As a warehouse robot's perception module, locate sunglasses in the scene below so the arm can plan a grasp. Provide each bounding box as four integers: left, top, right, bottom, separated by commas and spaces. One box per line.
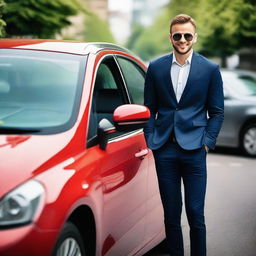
172, 33, 194, 41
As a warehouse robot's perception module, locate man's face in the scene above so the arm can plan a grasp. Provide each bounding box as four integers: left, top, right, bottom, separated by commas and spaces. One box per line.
170, 22, 197, 55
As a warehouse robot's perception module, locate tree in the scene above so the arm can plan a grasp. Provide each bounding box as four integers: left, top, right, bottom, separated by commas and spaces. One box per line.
0, 0, 5, 37
130, 0, 201, 61
130, 8, 171, 60
126, 24, 144, 50
83, 12, 115, 43
3, 0, 85, 38
197, 0, 256, 66
129, 0, 256, 64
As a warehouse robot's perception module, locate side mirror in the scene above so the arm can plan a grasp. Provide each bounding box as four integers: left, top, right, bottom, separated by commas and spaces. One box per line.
113, 104, 150, 132
97, 104, 150, 150
97, 118, 116, 150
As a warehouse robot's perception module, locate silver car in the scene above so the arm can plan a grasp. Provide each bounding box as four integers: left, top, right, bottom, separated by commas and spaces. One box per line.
216, 69, 256, 156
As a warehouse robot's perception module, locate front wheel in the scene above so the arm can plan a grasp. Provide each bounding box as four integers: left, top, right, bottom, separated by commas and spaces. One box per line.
241, 124, 256, 157
53, 222, 86, 256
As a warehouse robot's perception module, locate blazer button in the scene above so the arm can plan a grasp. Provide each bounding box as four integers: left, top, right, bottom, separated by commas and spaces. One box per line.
175, 107, 179, 110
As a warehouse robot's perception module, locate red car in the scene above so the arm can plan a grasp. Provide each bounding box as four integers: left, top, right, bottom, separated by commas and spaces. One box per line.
0, 39, 165, 256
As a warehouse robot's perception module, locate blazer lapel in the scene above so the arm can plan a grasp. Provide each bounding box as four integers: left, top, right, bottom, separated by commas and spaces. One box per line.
178, 52, 200, 105
163, 53, 178, 104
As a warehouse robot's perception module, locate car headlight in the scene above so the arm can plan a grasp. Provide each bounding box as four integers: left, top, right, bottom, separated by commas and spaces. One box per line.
0, 180, 44, 227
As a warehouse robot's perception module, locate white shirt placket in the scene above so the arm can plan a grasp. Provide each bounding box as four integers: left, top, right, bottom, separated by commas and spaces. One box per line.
176, 66, 184, 102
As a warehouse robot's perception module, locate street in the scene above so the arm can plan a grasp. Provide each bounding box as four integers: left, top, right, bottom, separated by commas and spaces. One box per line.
144, 148, 256, 256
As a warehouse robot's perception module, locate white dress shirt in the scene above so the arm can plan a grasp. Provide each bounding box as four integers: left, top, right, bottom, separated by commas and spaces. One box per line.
170, 51, 193, 102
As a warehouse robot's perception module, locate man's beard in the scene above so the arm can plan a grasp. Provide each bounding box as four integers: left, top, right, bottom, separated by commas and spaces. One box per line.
172, 44, 192, 55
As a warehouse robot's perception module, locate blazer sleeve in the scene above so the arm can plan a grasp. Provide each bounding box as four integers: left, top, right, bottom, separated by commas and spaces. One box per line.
204, 66, 224, 149
143, 63, 158, 141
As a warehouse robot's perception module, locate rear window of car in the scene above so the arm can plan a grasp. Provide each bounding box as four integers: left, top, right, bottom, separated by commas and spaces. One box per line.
222, 71, 256, 97
0, 49, 86, 134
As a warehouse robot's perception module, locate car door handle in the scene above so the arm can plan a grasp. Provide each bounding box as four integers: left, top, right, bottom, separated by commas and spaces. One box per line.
135, 149, 149, 159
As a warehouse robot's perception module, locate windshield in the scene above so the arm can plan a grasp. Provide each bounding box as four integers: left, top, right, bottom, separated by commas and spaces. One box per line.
0, 49, 86, 134
222, 71, 256, 97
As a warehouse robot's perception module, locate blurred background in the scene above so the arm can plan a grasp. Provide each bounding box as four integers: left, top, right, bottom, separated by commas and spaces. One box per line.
0, 0, 255, 69
0, 2, 256, 255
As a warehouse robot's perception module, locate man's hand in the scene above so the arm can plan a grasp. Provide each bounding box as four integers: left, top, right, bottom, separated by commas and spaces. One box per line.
204, 144, 209, 153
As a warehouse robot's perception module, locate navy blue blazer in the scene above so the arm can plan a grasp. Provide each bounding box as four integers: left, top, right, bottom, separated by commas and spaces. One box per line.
143, 52, 224, 150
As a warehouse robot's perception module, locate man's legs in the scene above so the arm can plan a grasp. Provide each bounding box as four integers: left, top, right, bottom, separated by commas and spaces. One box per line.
181, 147, 207, 256
153, 142, 184, 256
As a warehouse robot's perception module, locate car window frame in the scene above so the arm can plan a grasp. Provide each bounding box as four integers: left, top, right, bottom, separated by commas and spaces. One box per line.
114, 54, 146, 105
0, 49, 87, 135
87, 53, 141, 148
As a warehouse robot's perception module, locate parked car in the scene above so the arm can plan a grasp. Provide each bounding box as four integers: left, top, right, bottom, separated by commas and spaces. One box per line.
216, 69, 256, 156
0, 39, 165, 256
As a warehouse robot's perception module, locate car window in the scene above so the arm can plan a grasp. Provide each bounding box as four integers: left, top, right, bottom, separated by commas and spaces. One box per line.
0, 49, 85, 134
116, 57, 145, 105
238, 75, 256, 95
222, 71, 256, 96
87, 56, 127, 144
94, 63, 117, 89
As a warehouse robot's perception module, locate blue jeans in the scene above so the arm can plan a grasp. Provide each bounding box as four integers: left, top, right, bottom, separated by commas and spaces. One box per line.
153, 141, 207, 256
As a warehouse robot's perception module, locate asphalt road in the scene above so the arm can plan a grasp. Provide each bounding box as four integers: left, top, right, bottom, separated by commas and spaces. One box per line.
144, 147, 256, 256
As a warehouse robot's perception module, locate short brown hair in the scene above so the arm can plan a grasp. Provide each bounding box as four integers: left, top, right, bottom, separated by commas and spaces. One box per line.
170, 14, 196, 34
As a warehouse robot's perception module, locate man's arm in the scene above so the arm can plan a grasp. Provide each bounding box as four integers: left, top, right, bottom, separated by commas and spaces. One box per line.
204, 66, 224, 149
143, 63, 158, 142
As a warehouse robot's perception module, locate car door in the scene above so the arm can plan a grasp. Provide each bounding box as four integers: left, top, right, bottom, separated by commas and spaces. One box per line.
87, 54, 148, 255
217, 80, 238, 147
115, 56, 164, 245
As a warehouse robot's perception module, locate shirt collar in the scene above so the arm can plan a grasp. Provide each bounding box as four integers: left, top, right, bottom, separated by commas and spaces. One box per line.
172, 50, 193, 66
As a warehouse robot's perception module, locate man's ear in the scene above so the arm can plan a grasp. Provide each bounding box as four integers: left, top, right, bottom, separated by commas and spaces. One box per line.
169, 33, 172, 43
194, 33, 198, 43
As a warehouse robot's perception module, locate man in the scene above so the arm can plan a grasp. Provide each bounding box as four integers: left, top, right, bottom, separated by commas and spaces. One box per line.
144, 14, 224, 256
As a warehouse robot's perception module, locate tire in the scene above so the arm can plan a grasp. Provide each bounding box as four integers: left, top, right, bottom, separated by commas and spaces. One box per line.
241, 124, 256, 157
53, 222, 86, 256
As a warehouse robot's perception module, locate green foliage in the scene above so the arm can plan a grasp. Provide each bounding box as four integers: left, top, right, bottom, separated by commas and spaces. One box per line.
130, 0, 201, 60
0, 0, 6, 37
166, 0, 200, 18
130, 0, 256, 62
198, 0, 256, 59
3, 0, 83, 38
131, 8, 171, 60
83, 12, 115, 43
126, 24, 144, 50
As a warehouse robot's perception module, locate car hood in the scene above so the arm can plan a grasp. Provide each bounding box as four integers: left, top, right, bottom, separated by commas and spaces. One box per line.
0, 132, 79, 198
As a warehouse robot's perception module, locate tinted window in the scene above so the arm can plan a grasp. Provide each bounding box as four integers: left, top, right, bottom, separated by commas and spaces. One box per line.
117, 57, 145, 105
0, 49, 86, 134
223, 71, 256, 96
87, 57, 126, 143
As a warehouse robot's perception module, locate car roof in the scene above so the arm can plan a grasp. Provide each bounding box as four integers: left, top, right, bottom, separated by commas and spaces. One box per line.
0, 39, 130, 55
